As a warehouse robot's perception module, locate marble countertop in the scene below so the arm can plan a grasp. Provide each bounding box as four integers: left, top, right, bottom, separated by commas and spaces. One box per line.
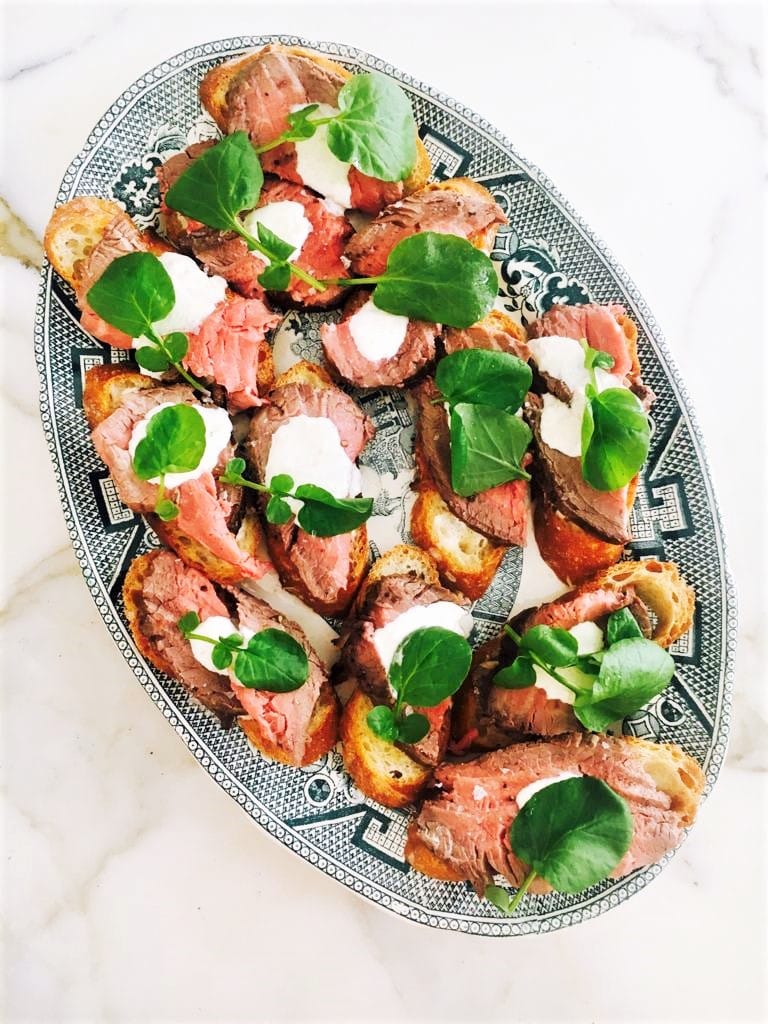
2, 2, 765, 1022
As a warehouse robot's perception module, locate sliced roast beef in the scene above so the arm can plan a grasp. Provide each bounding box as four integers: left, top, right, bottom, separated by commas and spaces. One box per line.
414, 378, 529, 546
442, 314, 530, 361
76, 214, 147, 347
91, 384, 266, 578
320, 289, 438, 388
345, 183, 506, 277
525, 393, 630, 544
130, 550, 245, 724
410, 734, 700, 892
227, 588, 327, 766
338, 573, 470, 766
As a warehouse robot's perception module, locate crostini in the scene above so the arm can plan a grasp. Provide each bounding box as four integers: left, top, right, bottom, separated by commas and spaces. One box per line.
404, 733, 704, 891
84, 364, 268, 585
44, 197, 277, 411
198, 42, 431, 215
452, 559, 695, 749
244, 361, 374, 617
124, 550, 338, 765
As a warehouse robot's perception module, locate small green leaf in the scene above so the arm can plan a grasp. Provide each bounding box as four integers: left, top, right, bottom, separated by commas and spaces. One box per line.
256, 222, 296, 262
494, 655, 536, 689
520, 626, 579, 668
269, 474, 294, 495
132, 404, 207, 481
165, 132, 264, 232
485, 884, 513, 913
135, 344, 171, 373
164, 331, 189, 363
606, 607, 643, 646
366, 704, 398, 743
583, 343, 615, 372
212, 644, 233, 670
581, 388, 650, 492
327, 72, 417, 182
294, 484, 373, 537
258, 261, 292, 292
511, 776, 634, 893
373, 233, 498, 329
286, 103, 320, 139
232, 628, 309, 692
449, 402, 532, 496
178, 611, 200, 636
223, 457, 246, 481
389, 627, 472, 707
397, 712, 430, 744
266, 494, 293, 525
87, 251, 175, 339
155, 497, 180, 521
435, 349, 532, 414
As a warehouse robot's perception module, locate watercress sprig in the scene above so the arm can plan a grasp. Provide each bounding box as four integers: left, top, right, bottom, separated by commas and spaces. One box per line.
485, 776, 634, 914
579, 340, 651, 492
178, 612, 309, 691
430, 349, 533, 496
493, 610, 676, 732
164, 132, 326, 293
86, 252, 205, 391
366, 626, 473, 744
254, 73, 418, 182
220, 458, 373, 538
132, 403, 208, 521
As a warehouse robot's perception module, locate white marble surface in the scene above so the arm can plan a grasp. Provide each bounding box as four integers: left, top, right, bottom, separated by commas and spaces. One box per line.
1, 2, 766, 1021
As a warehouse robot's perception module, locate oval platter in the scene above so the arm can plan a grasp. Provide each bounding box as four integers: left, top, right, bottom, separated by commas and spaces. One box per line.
35, 36, 736, 936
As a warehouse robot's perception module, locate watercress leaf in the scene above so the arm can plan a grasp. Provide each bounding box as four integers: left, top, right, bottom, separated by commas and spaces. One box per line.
582, 637, 675, 723
233, 628, 309, 692
155, 498, 180, 521
87, 251, 174, 338
520, 625, 579, 667
581, 388, 650, 491
266, 494, 293, 525
285, 103, 320, 139
435, 349, 532, 413
256, 222, 296, 262
178, 611, 200, 636
211, 644, 233, 670
449, 402, 532, 496
571, 696, 618, 734
224, 457, 246, 480
583, 343, 615, 372
221, 633, 244, 650
494, 655, 536, 689
135, 345, 171, 373
397, 712, 430, 744
269, 474, 294, 495
389, 627, 472, 707
373, 233, 498, 329
294, 484, 373, 537
366, 704, 398, 743
164, 331, 189, 363
484, 884, 513, 913
606, 607, 643, 646
577, 652, 604, 674
132, 404, 207, 480
328, 72, 417, 182
511, 776, 634, 892
164, 131, 264, 231
258, 261, 292, 292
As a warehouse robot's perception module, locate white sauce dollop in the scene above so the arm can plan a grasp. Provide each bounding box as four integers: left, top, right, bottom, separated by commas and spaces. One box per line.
242, 201, 312, 262
348, 296, 409, 362
132, 252, 226, 343
372, 601, 474, 674
127, 402, 232, 489
527, 335, 627, 458
291, 103, 352, 210
264, 414, 361, 517
532, 620, 604, 706
188, 615, 256, 679
516, 771, 583, 809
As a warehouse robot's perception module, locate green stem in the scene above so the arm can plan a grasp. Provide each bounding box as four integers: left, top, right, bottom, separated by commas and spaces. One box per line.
235, 225, 326, 292
506, 868, 538, 914
321, 275, 385, 287
503, 626, 582, 696
155, 475, 166, 515
252, 115, 336, 155
145, 327, 208, 393
224, 473, 271, 496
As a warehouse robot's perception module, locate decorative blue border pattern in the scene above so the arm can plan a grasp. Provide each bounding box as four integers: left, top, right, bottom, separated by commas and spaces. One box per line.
34, 37, 736, 936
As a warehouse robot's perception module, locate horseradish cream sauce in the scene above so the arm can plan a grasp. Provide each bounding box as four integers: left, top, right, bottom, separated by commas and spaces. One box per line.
347, 296, 409, 362
290, 103, 352, 211
516, 771, 583, 809
242, 201, 312, 262
372, 602, 474, 674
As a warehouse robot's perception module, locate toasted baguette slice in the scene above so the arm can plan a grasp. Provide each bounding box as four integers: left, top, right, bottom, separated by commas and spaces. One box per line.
340, 688, 432, 808
200, 43, 431, 198
44, 197, 170, 288
351, 542, 440, 613
592, 559, 695, 647
405, 735, 705, 885
410, 482, 505, 599
83, 365, 265, 587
